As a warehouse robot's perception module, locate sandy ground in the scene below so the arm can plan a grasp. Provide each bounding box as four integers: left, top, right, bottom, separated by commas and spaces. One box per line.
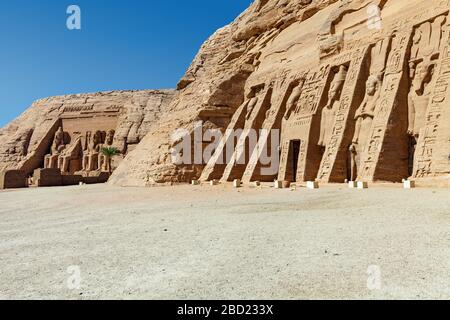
0, 183, 449, 300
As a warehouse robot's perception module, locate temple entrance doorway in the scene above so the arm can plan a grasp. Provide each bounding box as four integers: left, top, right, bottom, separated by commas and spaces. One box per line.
286, 140, 301, 182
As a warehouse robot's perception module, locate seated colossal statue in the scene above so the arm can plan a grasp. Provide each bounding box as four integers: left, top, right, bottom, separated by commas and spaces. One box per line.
44, 127, 66, 169
98, 130, 116, 172
82, 131, 102, 172
58, 137, 83, 174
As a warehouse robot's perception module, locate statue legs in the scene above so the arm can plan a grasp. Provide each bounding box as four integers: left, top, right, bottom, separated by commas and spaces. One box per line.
58, 156, 71, 174
44, 155, 58, 169
83, 153, 99, 171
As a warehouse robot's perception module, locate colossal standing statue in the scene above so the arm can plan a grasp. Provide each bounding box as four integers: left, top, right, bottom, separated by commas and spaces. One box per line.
349, 74, 382, 180
318, 65, 347, 148
407, 16, 445, 175
284, 81, 304, 120
408, 60, 435, 138
347, 38, 390, 181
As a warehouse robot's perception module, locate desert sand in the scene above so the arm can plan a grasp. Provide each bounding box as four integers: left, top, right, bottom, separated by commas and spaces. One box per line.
1, 183, 449, 300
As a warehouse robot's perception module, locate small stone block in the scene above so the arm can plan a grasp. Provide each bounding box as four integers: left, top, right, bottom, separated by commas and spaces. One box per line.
191, 180, 200, 186
274, 181, 283, 189
33, 168, 62, 187
233, 179, 242, 188
0, 170, 28, 189
252, 181, 261, 187
210, 180, 219, 186
307, 181, 319, 189
283, 181, 291, 188
357, 181, 368, 189
404, 180, 415, 189
348, 181, 358, 188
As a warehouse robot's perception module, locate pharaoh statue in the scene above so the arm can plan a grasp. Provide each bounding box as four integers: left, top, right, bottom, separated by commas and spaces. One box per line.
82, 131, 102, 172
349, 74, 382, 180
284, 80, 305, 120
407, 16, 445, 174
58, 137, 83, 174
44, 127, 66, 169
98, 130, 115, 172
408, 60, 435, 138
349, 39, 390, 181
318, 65, 347, 148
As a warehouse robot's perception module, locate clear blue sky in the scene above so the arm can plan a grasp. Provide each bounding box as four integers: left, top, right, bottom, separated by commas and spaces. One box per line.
0, 0, 253, 127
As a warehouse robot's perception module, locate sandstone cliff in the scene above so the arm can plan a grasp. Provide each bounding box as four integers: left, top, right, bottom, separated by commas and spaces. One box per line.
3, 0, 450, 187
109, 0, 340, 186
112, 0, 450, 186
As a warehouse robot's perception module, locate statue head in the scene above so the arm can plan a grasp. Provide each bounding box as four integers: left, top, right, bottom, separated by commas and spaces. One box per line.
93, 131, 102, 146
106, 130, 115, 145
54, 127, 64, 144
327, 65, 347, 106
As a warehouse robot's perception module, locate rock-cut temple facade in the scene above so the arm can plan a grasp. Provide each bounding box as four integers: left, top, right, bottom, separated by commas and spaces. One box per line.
2, 0, 450, 188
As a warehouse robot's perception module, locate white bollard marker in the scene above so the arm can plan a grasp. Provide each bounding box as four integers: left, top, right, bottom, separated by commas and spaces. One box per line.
404, 180, 415, 189
274, 181, 283, 189
307, 181, 319, 189
357, 181, 368, 189
348, 181, 357, 188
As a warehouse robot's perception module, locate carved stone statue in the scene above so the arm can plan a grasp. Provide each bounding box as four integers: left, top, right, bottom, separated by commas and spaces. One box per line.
44, 127, 65, 169
82, 131, 102, 172
284, 81, 304, 120
350, 74, 382, 180
407, 16, 445, 175
98, 130, 115, 172
408, 59, 435, 138
318, 65, 347, 148
58, 137, 83, 174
